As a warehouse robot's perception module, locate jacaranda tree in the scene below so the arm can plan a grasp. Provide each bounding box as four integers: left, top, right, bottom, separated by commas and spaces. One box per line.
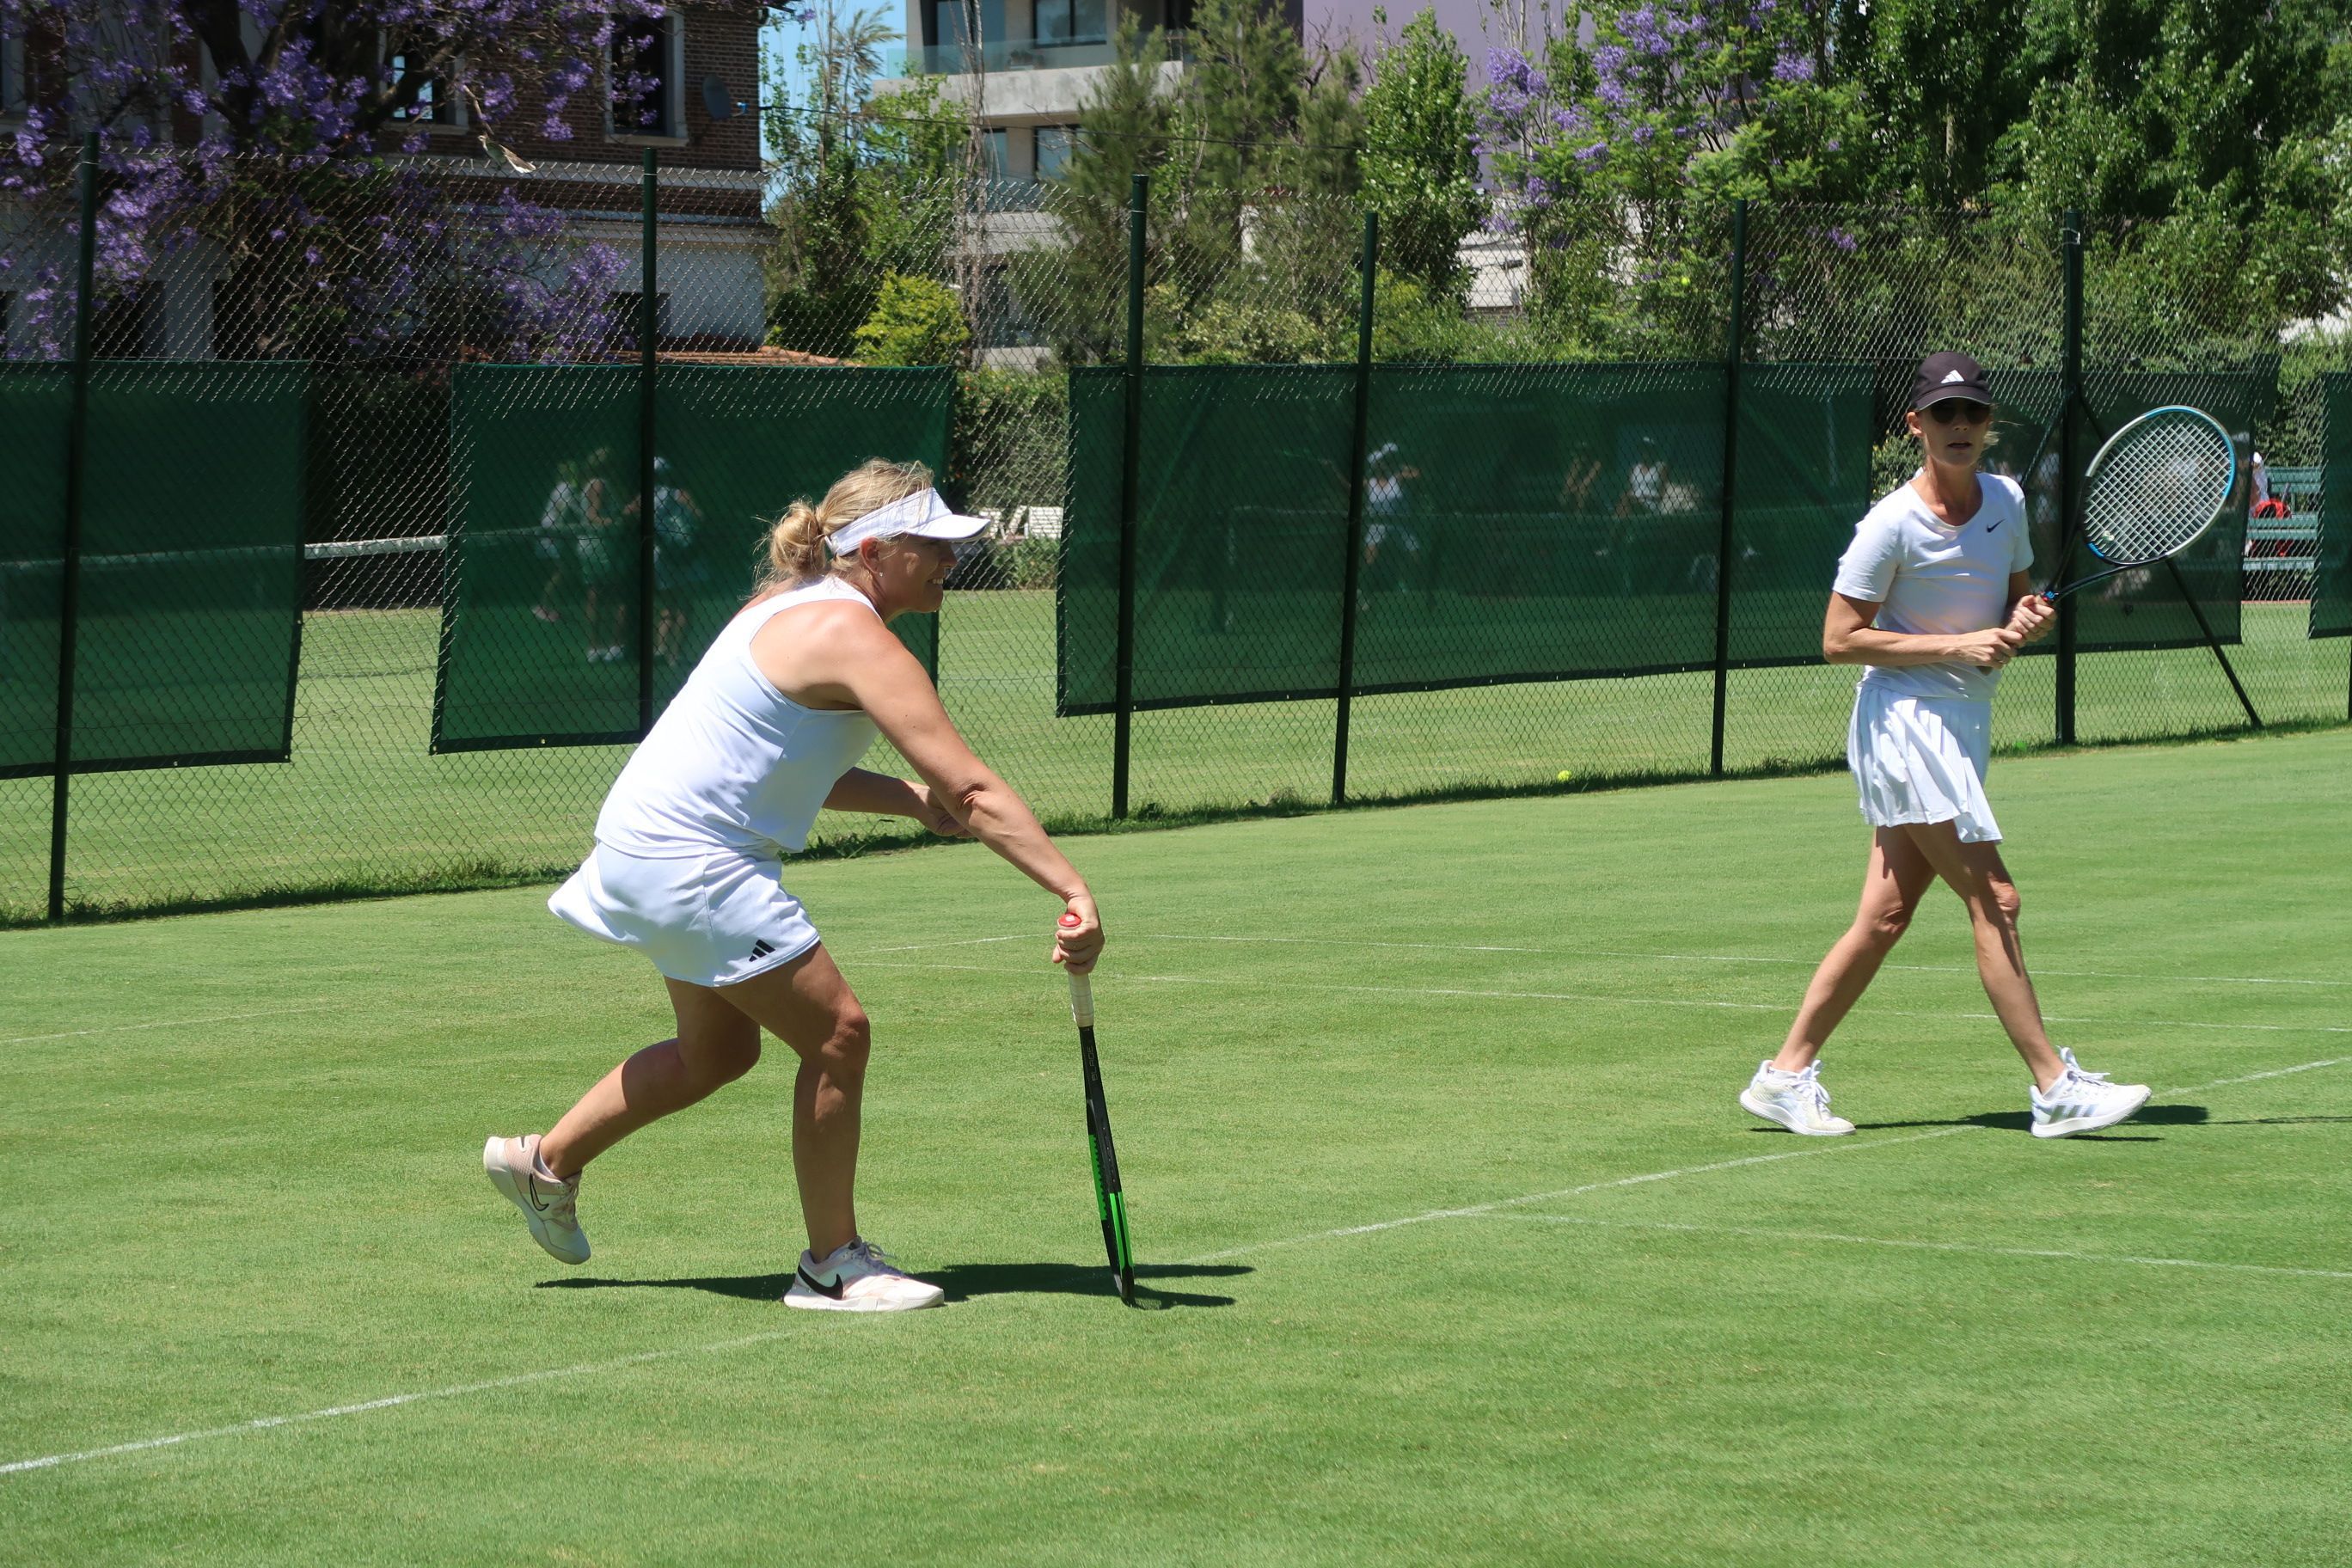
0, 0, 799, 359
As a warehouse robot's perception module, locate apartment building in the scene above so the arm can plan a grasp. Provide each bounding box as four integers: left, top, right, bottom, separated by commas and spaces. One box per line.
885, 0, 1496, 183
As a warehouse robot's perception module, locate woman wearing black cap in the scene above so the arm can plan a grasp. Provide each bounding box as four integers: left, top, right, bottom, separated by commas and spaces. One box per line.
1738, 352, 2151, 1141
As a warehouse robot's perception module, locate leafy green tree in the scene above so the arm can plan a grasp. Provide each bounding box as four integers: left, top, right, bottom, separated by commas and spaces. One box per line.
1839, 0, 2033, 206
1010, 14, 1177, 364
1360, 9, 1486, 301
764, 7, 969, 356
853, 273, 974, 364
2000, 0, 2351, 334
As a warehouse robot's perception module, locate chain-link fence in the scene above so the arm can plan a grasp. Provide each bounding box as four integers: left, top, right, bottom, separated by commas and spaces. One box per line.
3, 137, 2346, 925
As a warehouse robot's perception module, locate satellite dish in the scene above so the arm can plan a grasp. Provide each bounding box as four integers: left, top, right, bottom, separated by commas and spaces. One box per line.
700, 75, 743, 121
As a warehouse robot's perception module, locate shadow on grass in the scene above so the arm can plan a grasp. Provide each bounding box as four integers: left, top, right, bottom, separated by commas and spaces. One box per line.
1824, 1102, 2208, 1139
537, 1260, 1247, 1310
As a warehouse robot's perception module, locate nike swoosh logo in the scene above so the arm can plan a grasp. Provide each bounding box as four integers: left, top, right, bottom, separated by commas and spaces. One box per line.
796, 1265, 846, 1300
1986, 518, 2002, 532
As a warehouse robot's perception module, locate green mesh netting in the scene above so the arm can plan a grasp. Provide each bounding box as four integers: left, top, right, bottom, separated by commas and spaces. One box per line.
1059, 361, 1877, 715
435, 364, 954, 751
1, 362, 307, 778
2315, 373, 2350, 640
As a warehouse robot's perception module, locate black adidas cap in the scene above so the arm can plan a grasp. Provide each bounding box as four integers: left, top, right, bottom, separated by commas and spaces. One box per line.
1911, 350, 1994, 410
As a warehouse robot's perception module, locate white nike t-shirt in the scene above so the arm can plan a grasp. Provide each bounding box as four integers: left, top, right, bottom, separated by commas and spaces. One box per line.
1833, 473, 2033, 703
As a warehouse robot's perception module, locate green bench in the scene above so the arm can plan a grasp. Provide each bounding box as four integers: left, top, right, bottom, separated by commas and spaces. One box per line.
2248, 464, 2320, 598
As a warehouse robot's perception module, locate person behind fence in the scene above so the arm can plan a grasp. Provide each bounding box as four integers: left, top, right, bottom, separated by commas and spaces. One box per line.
1613, 438, 1669, 591
1739, 351, 2152, 1142
532, 457, 582, 626
1363, 442, 1423, 597
642, 456, 707, 666
484, 458, 1106, 1312
574, 445, 630, 664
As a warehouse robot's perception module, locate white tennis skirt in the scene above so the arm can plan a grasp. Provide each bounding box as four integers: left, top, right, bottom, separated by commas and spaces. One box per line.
548, 843, 821, 989
1847, 688, 2002, 844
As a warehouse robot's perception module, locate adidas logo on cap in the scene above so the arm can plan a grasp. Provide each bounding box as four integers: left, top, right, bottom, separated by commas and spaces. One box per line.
1942, 369, 1965, 383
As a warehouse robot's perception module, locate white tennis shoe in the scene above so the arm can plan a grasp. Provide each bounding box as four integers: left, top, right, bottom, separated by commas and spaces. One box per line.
1740, 1060, 1856, 1136
2030, 1050, 2152, 1138
783, 1238, 946, 1313
482, 1133, 590, 1265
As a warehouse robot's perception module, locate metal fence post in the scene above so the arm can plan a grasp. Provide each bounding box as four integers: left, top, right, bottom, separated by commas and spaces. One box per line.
1331, 212, 1379, 805
1112, 174, 1147, 819
2057, 211, 2082, 746
636, 148, 659, 738
47, 132, 100, 923
1710, 198, 1748, 778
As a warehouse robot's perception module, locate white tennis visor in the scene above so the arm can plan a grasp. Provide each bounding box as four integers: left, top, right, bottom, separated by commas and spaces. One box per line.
826, 488, 991, 555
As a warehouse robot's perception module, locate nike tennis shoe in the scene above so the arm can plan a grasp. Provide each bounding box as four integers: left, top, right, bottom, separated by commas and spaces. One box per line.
1740, 1060, 1856, 1136
2030, 1049, 2152, 1139
782, 1238, 945, 1313
482, 1133, 590, 1265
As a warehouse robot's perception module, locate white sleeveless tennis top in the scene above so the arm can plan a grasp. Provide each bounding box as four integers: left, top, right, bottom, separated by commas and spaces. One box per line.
594, 577, 880, 858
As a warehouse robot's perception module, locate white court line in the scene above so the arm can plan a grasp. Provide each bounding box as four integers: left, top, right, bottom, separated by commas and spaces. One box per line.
2195, 1056, 2352, 1090
1179, 1127, 1974, 1265
0, 1005, 338, 1047
1480, 1212, 2352, 1283
851, 960, 2352, 1038
1173, 1054, 2352, 1270
5, 1053, 2342, 1483
0, 1329, 805, 1478
1128, 932, 2352, 989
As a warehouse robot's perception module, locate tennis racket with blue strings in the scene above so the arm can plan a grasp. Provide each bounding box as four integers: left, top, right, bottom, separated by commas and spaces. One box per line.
2039, 404, 2239, 603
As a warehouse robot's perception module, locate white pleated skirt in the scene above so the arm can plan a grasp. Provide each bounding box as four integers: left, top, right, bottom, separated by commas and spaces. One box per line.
1847, 687, 2001, 844
549, 842, 821, 988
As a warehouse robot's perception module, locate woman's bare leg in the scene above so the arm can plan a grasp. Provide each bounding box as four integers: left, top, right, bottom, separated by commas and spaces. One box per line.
536, 945, 871, 1257
1773, 827, 1936, 1073
538, 979, 762, 1178
1896, 823, 2066, 1090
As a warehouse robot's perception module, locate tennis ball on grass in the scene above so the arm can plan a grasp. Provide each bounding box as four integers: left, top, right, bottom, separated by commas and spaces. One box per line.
1556, 769, 1575, 782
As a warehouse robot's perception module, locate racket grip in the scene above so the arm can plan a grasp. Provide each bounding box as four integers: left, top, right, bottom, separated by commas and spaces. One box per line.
1069, 971, 1094, 1029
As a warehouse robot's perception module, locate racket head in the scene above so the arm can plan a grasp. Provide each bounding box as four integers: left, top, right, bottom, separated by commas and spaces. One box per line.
2077, 405, 2237, 569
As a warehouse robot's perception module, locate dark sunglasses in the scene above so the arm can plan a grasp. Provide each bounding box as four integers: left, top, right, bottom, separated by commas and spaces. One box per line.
1923, 399, 1992, 426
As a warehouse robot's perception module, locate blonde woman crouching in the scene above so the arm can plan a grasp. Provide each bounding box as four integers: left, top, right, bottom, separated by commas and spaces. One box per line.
486, 459, 1102, 1311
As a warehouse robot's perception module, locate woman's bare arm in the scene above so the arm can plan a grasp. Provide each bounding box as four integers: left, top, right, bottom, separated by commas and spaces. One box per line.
822, 768, 966, 836
1822, 591, 2021, 669
755, 605, 1099, 969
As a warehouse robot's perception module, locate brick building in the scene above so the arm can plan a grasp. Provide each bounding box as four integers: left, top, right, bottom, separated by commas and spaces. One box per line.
0, 2, 773, 358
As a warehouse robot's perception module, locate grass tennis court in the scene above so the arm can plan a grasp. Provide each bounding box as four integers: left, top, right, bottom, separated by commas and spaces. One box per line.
4, 728, 2347, 1564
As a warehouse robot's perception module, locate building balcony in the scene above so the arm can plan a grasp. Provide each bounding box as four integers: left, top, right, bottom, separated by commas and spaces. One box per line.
891, 35, 1112, 74
887, 28, 1191, 78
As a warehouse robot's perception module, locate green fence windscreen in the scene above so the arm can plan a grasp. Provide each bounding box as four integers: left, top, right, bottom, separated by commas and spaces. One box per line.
1726, 364, 1879, 665
1060, 364, 1357, 715
1, 362, 307, 779
2316, 373, 2351, 640
1059, 361, 1877, 715
0, 367, 70, 775
435, 364, 954, 751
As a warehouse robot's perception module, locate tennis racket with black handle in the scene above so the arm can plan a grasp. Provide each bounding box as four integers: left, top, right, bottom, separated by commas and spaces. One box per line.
2041, 404, 2238, 602
1060, 914, 1136, 1306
